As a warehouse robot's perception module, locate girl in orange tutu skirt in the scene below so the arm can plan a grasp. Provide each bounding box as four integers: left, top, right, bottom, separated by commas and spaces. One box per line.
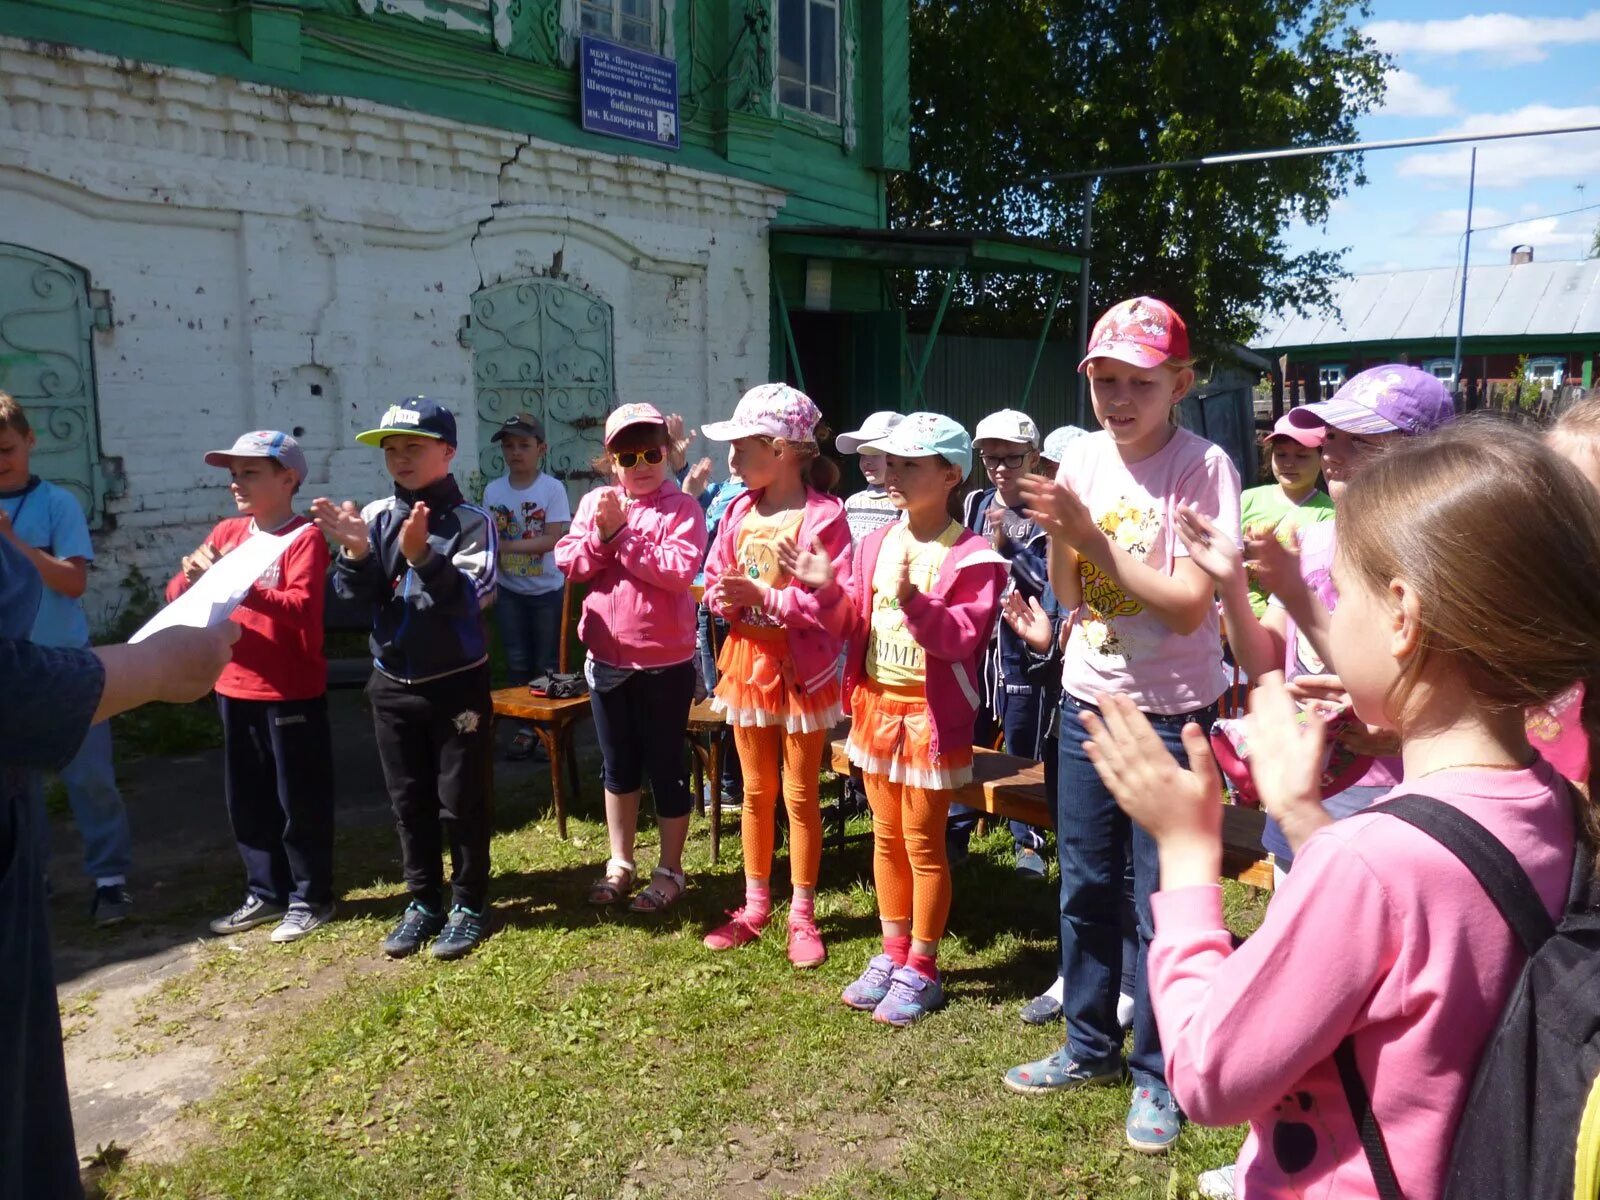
780, 413, 1006, 1025
700, 384, 851, 967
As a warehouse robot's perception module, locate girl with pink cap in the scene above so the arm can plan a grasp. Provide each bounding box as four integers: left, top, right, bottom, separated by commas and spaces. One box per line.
697, 383, 849, 968
1238, 415, 1335, 618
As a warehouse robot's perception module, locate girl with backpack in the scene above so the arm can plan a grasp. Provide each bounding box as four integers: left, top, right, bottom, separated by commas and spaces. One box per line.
1081, 419, 1600, 1199
697, 384, 850, 968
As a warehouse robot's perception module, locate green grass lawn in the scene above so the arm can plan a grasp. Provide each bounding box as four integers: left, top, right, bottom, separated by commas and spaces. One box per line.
102, 773, 1262, 1200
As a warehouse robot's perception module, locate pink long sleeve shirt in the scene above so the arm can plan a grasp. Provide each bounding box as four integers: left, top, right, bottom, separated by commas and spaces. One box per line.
553, 478, 707, 670
1150, 761, 1574, 1200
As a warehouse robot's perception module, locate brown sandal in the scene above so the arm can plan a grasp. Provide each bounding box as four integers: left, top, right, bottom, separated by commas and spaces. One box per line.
627, 867, 687, 914
586, 858, 635, 906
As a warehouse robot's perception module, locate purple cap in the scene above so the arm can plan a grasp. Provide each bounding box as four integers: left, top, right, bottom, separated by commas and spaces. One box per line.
1287, 365, 1456, 437
204, 431, 308, 483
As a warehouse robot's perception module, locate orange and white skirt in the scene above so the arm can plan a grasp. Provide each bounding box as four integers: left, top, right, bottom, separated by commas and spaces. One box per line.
712, 625, 842, 734
845, 680, 973, 791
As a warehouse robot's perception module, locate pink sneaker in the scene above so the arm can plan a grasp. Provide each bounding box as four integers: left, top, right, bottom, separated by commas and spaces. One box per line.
787, 917, 827, 969
703, 906, 768, 951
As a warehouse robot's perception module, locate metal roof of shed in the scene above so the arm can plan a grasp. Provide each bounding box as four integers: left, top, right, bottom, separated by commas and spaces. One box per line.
1252, 258, 1600, 351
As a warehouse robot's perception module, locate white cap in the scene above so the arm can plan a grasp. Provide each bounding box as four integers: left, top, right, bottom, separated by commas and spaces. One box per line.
835, 410, 904, 454
972, 409, 1040, 448
1041, 425, 1087, 463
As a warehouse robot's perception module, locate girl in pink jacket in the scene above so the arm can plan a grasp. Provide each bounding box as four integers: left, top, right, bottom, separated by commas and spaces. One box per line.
697, 384, 851, 968
783, 412, 1005, 1026
1079, 421, 1599, 1200
553, 403, 707, 914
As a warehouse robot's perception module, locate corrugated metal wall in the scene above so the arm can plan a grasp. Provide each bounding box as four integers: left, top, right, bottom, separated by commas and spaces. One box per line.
906, 334, 1080, 435
906, 334, 1257, 480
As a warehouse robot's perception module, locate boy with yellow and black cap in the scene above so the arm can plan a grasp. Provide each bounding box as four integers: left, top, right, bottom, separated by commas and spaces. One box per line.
311, 396, 499, 961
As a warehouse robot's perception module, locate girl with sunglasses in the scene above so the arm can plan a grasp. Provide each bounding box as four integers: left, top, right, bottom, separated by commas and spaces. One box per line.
554, 403, 708, 912
697, 383, 849, 968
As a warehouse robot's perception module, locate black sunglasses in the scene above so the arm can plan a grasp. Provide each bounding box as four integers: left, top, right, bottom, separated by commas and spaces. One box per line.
611, 446, 665, 469
979, 452, 1029, 470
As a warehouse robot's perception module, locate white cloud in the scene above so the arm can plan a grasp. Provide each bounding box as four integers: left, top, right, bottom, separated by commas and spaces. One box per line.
1378, 69, 1459, 117
1365, 11, 1600, 65
1481, 215, 1596, 253
1410, 206, 1510, 236
1395, 105, 1600, 186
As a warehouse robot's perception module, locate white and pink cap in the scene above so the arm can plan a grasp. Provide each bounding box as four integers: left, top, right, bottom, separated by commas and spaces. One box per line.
603, 402, 668, 446
1078, 296, 1190, 372
702, 383, 822, 444
1263, 413, 1324, 448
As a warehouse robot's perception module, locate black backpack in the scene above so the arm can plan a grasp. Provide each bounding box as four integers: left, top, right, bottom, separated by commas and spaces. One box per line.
1335, 794, 1600, 1200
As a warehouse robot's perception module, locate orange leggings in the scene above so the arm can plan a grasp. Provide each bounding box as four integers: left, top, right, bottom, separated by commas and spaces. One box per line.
863, 773, 953, 944
732, 724, 827, 889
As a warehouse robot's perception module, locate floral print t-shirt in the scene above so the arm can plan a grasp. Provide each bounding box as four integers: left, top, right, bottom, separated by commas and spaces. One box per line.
1056, 427, 1242, 715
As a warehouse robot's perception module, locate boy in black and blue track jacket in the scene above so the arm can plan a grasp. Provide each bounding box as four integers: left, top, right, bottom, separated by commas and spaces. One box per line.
946, 409, 1053, 874
311, 396, 498, 962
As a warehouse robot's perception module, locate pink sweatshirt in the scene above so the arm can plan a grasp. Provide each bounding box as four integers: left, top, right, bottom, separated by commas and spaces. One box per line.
553, 478, 707, 670
1150, 762, 1574, 1200
702, 485, 853, 695
817, 522, 1005, 763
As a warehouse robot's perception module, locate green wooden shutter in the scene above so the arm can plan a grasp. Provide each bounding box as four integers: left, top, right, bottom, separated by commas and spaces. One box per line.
463, 278, 614, 511
0, 245, 112, 526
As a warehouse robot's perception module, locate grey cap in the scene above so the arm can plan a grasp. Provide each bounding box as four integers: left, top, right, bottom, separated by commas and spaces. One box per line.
203, 431, 308, 483
491, 413, 547, 443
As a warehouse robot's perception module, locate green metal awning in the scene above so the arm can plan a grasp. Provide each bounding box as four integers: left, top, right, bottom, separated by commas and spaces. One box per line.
769, 226, 1085, 276
768, 226, 1088, 408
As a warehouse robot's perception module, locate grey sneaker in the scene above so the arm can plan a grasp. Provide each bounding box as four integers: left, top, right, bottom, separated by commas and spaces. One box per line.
91, 883, 132, 926
209, 894, 285, 935
270, 903, 335, 944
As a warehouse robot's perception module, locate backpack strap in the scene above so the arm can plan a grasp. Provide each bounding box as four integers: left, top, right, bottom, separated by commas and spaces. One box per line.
1371, 794, 1555, 955
1332, 793, 1559, 1200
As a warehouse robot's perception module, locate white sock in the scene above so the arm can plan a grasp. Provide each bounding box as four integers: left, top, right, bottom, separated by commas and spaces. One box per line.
95, 876, 126, 889
1044, 976, 1065, 1004
1117, 991, 1135, 1029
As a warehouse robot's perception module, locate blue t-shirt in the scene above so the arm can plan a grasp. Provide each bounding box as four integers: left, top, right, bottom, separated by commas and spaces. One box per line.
0, 477, 93, 648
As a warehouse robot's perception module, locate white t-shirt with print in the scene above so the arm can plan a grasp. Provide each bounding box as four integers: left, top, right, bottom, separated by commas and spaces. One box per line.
484, 472, 571, 596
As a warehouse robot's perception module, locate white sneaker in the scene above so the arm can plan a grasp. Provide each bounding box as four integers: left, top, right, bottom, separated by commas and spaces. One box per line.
1117, 990, 1135, 1030
1198, 1164, 1236, 1198
270, 903, 335, 943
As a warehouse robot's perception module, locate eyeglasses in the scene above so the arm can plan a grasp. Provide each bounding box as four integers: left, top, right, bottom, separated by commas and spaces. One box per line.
610, 446, 665, 469
979, 453, 1029, 470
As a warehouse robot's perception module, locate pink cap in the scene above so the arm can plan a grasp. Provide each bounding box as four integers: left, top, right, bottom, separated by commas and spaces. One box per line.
603, 402, 668, 446
1264, 413, 1324, 448
701, 383, 822, 443
1078, 296, 1190, 372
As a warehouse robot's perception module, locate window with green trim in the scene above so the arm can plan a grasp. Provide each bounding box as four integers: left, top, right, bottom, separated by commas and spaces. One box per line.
778, 0, 839, 121
581, 0, 656, 50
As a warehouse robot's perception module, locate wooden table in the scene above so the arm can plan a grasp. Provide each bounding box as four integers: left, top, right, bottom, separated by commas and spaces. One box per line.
685, 698, 728, 862
490, 686, 589, 839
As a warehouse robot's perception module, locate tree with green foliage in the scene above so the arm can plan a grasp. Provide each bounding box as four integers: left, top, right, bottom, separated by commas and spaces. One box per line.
890, 0, 1389, 348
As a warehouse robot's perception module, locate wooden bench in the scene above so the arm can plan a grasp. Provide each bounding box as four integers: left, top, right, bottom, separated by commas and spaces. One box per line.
685, 699, 728, 863
828, 739, 1275, 891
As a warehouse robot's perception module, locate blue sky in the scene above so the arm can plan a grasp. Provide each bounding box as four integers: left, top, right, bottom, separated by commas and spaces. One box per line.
1279, 3, 1600, 275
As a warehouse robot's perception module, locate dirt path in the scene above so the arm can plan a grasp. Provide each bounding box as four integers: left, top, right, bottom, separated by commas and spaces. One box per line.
47, 690, 397, 1167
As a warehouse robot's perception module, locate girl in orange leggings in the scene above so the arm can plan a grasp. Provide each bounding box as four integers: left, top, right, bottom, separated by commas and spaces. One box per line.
782, 413, 1005, 1025
699, 384, 852, 967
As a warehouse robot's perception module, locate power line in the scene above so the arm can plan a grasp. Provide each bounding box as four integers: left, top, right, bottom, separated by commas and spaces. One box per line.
1470, 200, 1600, 235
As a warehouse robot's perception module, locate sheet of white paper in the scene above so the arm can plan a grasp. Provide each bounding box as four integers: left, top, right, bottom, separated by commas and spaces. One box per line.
953, 549, 1013, 570
129, 527, 305, 644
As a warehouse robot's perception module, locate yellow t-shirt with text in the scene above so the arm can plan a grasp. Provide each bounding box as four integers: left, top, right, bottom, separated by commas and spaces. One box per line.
866, 520, 962, 690
732, 507, 803, 630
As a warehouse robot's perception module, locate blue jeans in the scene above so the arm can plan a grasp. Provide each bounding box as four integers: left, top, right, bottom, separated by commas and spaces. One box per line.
29, 719, 132, 883
1057, 696, 1218, 1090
496, 587, 564, 687
1262, 783, 1391, 869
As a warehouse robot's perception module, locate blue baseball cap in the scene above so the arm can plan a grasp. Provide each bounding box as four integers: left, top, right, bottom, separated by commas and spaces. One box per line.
356, 396, 458, 447
857, 411, 973, 477
1041, 425, 1087, 464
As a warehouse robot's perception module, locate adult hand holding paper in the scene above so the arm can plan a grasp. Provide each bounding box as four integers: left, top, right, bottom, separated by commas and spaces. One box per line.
131, 527, 304, 644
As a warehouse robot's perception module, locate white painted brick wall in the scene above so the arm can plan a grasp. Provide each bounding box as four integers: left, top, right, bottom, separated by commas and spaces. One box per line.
0, 36, 787, 631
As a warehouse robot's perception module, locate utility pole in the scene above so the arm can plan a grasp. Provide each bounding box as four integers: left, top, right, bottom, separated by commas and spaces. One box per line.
1451, 147, 1477, 400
